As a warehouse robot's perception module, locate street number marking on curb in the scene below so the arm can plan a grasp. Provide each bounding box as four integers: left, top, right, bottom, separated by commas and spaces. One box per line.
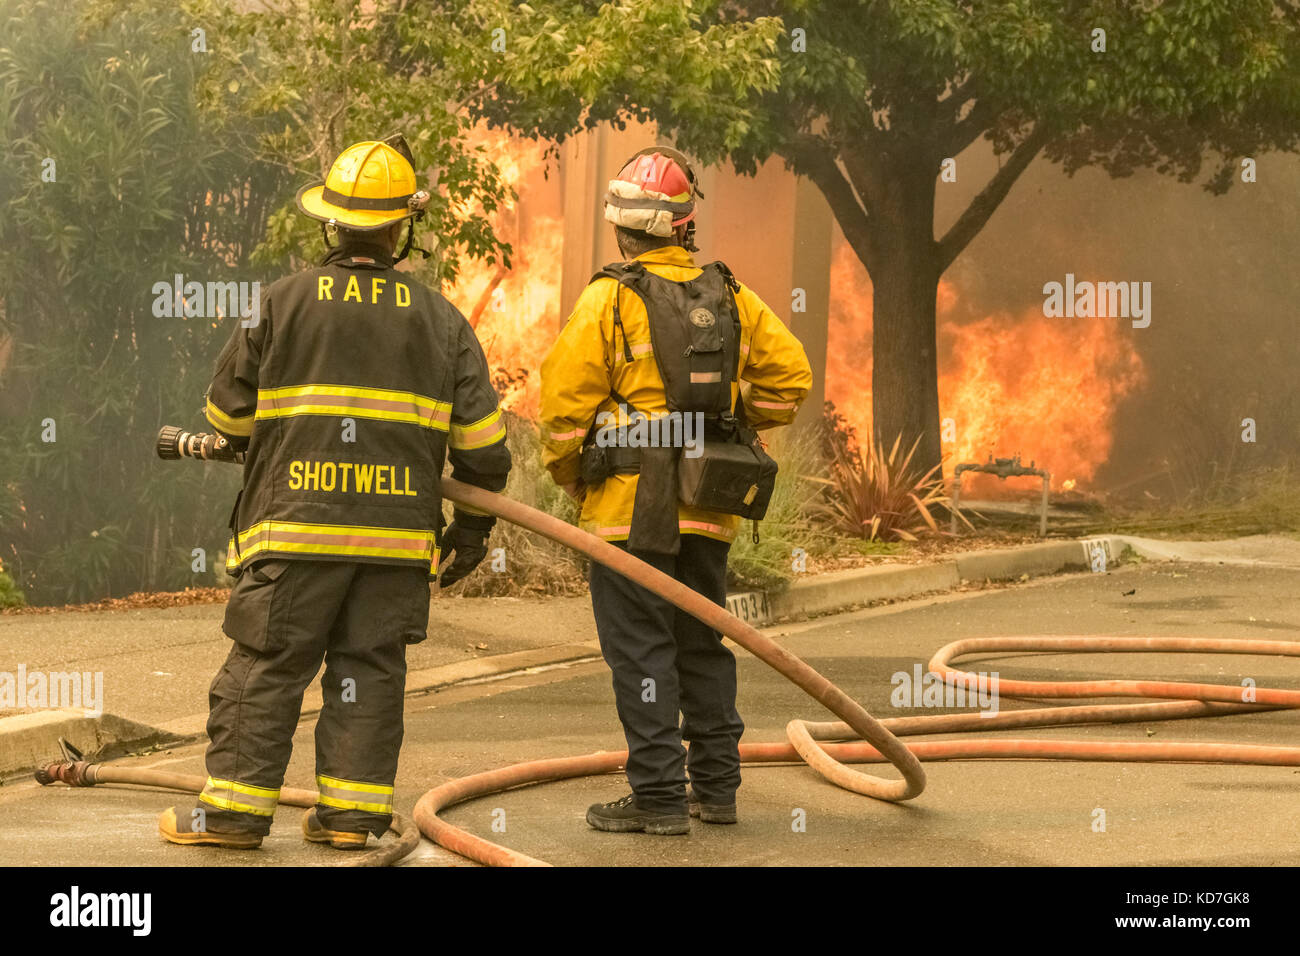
726, 591, 770, 626
1082, 539, 1109, 573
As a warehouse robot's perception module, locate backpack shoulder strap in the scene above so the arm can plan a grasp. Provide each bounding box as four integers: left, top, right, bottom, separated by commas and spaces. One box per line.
701, 261, 743, 410
704, 260, 741, 294
580, 263, 650, 420
589, 260, 647, 286
589, 261, 649, 365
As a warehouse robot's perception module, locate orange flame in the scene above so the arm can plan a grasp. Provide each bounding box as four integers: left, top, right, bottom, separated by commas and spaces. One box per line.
826, 239, 1146, 494
444, 130, 562, 416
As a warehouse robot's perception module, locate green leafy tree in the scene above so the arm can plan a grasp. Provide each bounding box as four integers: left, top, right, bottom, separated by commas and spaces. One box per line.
181, 0, 525, 285
0, 0, 288, 602
473, 0, 783, 153
500, 0, 1300, 475
181, 0, 783, 283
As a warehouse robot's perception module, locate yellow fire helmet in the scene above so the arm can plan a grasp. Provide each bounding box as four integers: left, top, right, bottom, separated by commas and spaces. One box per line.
296, 140, 431, 229
296, 137, 432, 261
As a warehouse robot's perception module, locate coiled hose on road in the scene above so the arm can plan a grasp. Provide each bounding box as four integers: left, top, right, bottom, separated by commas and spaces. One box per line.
416, 480, 1300, 867
36, 475, 1300, 867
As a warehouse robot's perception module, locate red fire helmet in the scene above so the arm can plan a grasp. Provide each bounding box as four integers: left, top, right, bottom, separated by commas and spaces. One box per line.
603, 145, 702, 237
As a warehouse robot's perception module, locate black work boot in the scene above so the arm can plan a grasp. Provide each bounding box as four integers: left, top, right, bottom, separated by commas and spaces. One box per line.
687, 788, 738, 824
586, 793, 690, 835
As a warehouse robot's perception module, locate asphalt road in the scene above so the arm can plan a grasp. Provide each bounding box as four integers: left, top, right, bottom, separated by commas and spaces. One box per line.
2, 560, 1297, 866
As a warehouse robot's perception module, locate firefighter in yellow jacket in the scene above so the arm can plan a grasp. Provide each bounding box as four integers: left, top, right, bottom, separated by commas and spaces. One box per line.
540, 146, 812, 834
158, 136, 510, 850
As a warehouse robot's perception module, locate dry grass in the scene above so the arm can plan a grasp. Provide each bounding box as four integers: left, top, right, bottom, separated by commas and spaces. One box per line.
0, 586, 229, 615
1081, 464, 1300, 539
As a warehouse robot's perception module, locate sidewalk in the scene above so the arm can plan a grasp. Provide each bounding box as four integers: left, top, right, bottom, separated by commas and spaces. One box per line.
0, 595, 600, 777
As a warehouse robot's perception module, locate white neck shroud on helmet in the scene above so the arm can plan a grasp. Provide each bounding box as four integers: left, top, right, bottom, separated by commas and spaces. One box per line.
603, 179, 682, 238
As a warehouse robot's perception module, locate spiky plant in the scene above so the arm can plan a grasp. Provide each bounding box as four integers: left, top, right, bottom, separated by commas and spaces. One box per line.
813, 433, 969, 542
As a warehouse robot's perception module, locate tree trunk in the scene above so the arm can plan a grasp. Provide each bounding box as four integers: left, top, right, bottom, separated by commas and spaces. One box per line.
870, 247, 942, 475
795, 134, 950, 476
868, 157, 943, 476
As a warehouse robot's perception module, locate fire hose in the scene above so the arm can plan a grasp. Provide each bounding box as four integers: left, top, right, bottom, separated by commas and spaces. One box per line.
34, 427, 1300, 868
422, 481, 1300, 866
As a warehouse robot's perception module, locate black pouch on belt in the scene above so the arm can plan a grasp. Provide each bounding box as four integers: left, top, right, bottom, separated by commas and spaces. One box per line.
580, 442, 613, 487
628, 446, 681, 555
678, 413, 779, 520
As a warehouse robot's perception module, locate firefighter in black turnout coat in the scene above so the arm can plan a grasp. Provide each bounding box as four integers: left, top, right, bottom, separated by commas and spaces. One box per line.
159, 138, 510, 850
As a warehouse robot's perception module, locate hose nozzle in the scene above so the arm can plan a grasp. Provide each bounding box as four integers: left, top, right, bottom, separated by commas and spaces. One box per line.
35, 761, 97, 787
156, 425, 244, 464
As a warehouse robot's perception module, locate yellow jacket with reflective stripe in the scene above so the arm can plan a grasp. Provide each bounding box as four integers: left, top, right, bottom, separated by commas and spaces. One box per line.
204, 240, 510, 575
540, 246, 812, 543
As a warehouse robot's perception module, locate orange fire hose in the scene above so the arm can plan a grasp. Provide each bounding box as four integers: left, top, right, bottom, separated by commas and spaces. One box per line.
415, 480, 1300, 867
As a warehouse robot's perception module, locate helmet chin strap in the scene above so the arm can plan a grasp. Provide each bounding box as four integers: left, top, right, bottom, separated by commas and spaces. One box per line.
394, 191, 434, 263
319, 218, 431, 264
318, 221, 336, 261
393, 219, 431, 264
681, 220, 699, 253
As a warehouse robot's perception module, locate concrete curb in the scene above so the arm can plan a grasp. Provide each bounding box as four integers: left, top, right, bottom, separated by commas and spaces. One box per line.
770, 562, 960, 619
0, 709, 179, 780
734, 535, 1132, 625
1113, 533, 1300, 569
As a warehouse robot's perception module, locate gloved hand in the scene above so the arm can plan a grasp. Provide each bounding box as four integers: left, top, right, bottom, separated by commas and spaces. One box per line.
438, 512, 495, 588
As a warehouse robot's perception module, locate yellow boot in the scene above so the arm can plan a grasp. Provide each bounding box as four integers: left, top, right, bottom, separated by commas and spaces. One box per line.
301, 808, 369, 850
158, 806, 263, 849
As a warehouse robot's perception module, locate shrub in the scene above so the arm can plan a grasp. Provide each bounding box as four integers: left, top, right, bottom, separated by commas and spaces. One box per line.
727, 428, 826, 592
450, 411, 587, 596
0, 560, 26, 609
812, 432, 968, 542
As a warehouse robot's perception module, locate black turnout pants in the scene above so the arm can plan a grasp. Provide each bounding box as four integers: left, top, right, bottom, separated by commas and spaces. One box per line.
588, 534, 744, 814
195, 558, 429, 837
